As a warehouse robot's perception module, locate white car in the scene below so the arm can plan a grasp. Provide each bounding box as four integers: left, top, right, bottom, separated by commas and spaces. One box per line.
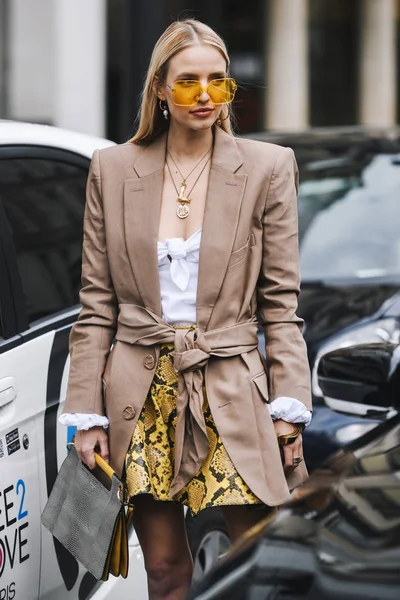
0, 121, 148, 599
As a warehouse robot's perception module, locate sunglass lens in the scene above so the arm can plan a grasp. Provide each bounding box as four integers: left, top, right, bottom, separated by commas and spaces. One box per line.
173, 81, 202, 106
209, 79, 236, 104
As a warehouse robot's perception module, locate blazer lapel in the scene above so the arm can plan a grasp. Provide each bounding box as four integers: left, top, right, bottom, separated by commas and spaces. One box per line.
124, 134, 167, 316
123, 129, 247, 326
197, 128, 247, 330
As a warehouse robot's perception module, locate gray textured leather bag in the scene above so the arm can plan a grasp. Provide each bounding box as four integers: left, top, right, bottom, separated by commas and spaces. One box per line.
41, 445, 131, 581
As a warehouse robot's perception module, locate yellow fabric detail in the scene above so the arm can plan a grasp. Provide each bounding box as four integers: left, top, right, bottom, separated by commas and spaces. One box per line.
125, 342, 262, 515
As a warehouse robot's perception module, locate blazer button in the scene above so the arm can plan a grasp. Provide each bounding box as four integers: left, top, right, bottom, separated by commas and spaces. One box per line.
144, 354, 155, 370
122, 405, 136, 420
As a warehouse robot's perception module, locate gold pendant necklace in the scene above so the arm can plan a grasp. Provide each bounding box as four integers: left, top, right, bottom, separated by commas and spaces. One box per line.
176, 183, 191, 219
166, 146, 212, 219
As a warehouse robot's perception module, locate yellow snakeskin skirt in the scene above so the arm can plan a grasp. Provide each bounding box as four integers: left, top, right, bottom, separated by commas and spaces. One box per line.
124, 341, 262, 515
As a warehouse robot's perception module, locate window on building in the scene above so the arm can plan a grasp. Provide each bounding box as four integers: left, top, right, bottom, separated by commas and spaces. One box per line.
309, 0, 358, 127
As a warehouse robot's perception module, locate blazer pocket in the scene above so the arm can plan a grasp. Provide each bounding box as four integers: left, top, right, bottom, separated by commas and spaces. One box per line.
252, 371, 269, 403
101, 377, 107, 408
102, 342, 116, 388
227, 233, 256, 269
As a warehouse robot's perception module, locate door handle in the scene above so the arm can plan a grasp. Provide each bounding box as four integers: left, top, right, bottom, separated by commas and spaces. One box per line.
0, 377, 16, 408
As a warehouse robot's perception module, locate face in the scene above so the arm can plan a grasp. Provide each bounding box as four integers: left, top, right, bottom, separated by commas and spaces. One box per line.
156, 44, 229, 132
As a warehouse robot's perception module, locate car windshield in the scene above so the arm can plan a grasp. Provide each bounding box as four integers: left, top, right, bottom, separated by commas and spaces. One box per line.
298, 154, 400, 282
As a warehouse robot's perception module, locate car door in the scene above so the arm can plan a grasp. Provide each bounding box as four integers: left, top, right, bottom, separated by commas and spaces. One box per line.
0, 193, 35, 600
0, 145, 96, 600
0, 169, 43, 600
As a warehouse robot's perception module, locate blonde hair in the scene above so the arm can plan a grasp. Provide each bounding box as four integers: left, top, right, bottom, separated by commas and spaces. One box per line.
130, 19, 235, 144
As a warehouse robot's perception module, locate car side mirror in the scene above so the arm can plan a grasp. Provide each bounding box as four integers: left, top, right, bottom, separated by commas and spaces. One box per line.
317, 342, 400, 417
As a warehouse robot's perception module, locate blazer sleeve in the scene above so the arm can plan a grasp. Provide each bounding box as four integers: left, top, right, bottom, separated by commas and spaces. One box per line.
257, 146, 312, 411
63, 149, 117, 415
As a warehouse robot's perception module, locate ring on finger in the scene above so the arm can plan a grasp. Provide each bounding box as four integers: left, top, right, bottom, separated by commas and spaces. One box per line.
293, 457, 303, 466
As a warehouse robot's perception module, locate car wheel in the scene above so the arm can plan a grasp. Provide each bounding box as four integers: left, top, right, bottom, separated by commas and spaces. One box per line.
186, 508, 231, 581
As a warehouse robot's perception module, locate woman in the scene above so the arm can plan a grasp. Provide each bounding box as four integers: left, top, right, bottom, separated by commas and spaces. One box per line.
60, 18, 311, 600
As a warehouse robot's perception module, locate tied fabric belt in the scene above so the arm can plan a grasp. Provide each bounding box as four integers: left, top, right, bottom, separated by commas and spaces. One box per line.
115, 304, 259, 496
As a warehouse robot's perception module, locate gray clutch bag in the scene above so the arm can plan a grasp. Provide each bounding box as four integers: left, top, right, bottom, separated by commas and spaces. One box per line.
41, 445, 131, 581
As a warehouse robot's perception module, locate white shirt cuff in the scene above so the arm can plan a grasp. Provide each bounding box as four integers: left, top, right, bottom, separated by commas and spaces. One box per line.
58, 413, 109, 430
268, 397, 312, 426
59, 399, 312, 430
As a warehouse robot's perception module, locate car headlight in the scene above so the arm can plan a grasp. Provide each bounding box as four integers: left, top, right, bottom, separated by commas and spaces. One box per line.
334, 422, 377, 444
312, 318, 400, 398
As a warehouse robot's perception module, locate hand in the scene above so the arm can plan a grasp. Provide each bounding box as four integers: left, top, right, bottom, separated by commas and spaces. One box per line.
273, 419, 303, 473
75, 426, 110, 470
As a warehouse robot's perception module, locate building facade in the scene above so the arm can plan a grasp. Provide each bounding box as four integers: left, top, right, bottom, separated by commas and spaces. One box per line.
1, 0, 400, 141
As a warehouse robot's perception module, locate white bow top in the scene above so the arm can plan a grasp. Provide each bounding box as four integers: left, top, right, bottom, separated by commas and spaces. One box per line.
157, 228, 201, 324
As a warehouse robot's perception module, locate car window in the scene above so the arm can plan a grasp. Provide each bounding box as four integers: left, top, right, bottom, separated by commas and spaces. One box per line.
0, 156, 88, 323
298, 154, 400, 282
0, 240, 6, 339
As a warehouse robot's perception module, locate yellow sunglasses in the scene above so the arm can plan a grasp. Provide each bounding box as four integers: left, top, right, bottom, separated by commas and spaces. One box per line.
166, 78, 237, 106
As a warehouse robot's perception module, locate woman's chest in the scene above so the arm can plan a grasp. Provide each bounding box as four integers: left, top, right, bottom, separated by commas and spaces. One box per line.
158, 163, 210, 242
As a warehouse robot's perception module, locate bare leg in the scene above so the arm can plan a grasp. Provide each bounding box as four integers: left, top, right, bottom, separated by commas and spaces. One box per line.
221, 505, 278, 544
131, 494, 193, 600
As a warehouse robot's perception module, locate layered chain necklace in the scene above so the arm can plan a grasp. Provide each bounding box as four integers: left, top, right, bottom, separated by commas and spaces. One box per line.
166, 146, 212, 219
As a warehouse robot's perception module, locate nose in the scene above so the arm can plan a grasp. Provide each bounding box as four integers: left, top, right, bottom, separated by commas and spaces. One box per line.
199, 88, 210, 103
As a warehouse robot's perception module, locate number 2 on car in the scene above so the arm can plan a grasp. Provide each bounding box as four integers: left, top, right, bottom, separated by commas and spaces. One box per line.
0, 480, 28, 530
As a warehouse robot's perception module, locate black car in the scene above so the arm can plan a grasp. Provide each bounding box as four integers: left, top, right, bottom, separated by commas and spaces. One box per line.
301, 291, 400, 470
188, 128, 400, 579
256, 127, 400, 468
187, 341, 400, 599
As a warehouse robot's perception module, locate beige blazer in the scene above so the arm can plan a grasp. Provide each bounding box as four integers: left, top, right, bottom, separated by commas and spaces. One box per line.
64, 126, 312, 506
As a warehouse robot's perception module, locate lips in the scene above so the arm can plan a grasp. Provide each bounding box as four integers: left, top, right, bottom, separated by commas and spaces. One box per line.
190, 107, 214, 116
